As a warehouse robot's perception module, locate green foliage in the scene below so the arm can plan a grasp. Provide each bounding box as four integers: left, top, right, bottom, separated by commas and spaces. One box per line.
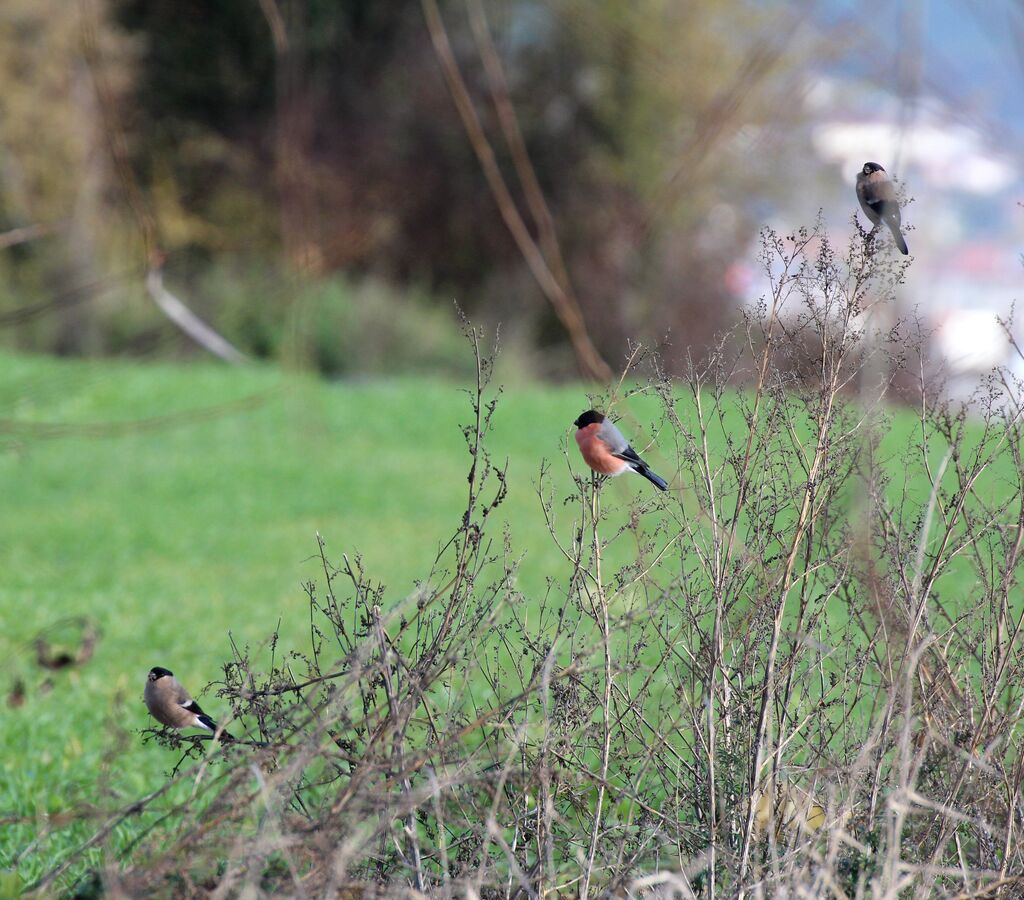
0, 869, 21, 900
0, 258, 486, 380
202, 261, 478, 378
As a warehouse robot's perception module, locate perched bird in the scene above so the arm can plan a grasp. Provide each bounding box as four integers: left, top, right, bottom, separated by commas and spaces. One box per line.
573, 410, 669, 491
144, 666, 234, 740
856, 162, 909, 255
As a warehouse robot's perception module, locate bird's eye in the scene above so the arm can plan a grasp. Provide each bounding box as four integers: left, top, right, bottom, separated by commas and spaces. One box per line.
863, 165, 871, 174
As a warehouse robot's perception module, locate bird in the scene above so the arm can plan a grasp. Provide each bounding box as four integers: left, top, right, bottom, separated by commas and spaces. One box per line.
144, 666, 234, 740
856, 162, 909, 255
573, 409, 669, 491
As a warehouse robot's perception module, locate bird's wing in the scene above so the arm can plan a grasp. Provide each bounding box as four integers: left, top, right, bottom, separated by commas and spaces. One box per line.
613, 444, 647, 468
181, 696, 208, 716
864, 196, 901, 229
863, 179, 899, 216
598, 419, 630, 454
601, 419, 655, 468
182, 697, 225, 733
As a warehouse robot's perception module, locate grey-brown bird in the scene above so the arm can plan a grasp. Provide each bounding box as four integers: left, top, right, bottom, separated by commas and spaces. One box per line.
856, 162, 909, 255
144, 666, 234, 740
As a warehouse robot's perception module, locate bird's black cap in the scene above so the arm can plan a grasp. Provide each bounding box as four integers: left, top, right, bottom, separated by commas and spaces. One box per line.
574, 410, 606, 429
861, 161, 885, 175
149, 666, 174, 680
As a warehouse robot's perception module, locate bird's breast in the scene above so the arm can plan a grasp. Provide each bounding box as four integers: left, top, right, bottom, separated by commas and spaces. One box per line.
576, 426, 628, 476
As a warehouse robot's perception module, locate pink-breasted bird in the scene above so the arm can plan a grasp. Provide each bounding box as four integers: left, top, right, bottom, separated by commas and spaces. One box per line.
573, 410, 668, 491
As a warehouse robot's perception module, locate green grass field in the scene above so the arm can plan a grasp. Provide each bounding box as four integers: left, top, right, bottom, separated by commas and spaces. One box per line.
0, 349, 985, 889
0, 350, 682, 886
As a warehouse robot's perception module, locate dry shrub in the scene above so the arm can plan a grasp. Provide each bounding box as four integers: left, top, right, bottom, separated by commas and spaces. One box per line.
31, 223, 1024, 898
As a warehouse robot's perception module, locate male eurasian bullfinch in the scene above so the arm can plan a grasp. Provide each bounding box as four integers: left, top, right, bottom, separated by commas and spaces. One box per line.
573, 410, 669, 491
856, 162, 909, 255
144, 666, 234, 740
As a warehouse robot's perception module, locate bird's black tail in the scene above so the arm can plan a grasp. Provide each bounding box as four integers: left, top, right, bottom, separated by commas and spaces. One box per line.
637, 466, 669, 491
889, 223, 909, 255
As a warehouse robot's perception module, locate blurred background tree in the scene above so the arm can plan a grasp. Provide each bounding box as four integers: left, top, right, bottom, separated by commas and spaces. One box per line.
0, 0, 881, 377
0, 0, 135, 355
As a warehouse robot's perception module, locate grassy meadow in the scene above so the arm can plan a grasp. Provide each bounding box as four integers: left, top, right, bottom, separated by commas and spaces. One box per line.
0, 346, 1012, 893
0, 348, 671, 884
